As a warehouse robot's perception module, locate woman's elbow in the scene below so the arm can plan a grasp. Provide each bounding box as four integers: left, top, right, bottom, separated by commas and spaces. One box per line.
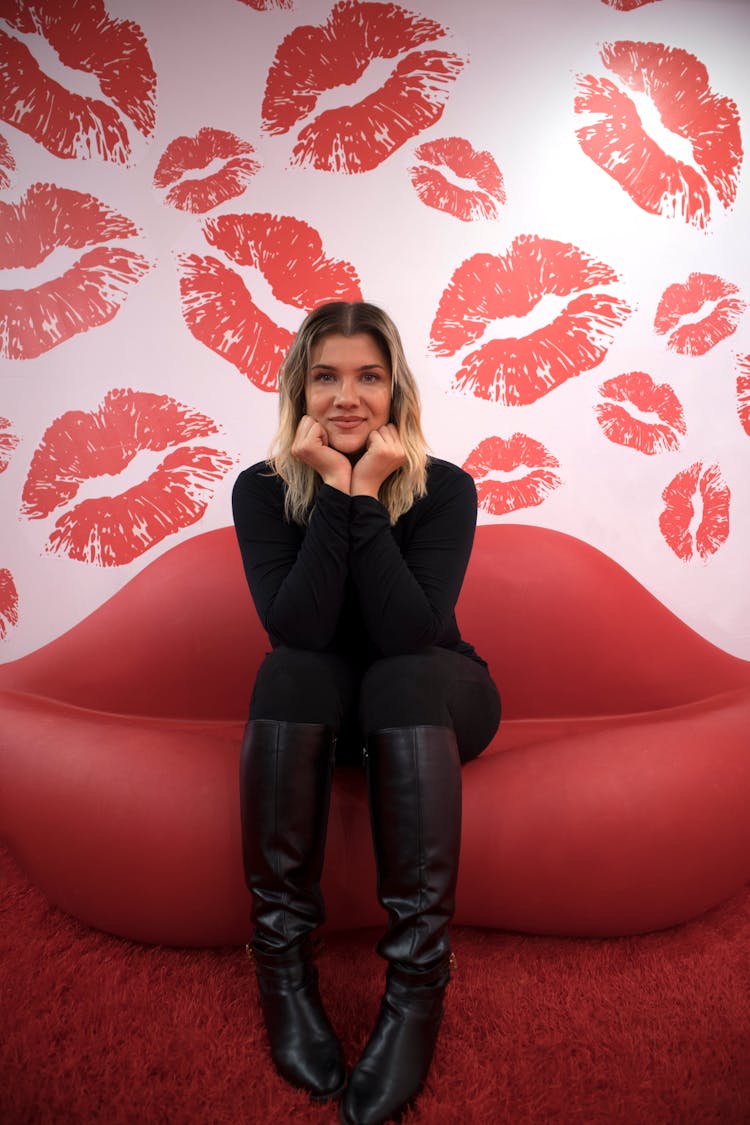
265, 616, 336, 652
373, 620, 442, 657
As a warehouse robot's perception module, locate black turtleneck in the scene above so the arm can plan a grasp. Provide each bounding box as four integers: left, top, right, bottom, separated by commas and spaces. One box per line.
231, 457, 485, 667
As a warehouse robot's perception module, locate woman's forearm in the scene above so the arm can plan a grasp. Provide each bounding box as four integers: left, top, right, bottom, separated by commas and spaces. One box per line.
233, 473, 351, 650
348, 469, 477, 655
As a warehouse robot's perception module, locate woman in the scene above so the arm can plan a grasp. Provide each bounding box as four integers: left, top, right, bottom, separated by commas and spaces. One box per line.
232, 300, 500, 1125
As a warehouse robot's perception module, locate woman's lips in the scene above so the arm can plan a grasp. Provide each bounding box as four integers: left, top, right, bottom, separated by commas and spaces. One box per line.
1, 415, 20, 473
262, 1, 466, 172
21, 388, 235, 567
409, 136, 506, 221
737, 353, 750, 437
153, 128, 261, 214
0, 568, 19, 641
660, 461, 730, 562
0, 1, 156, 163
0, 182, 152, 360
654, 273, 746, 356
430, 235, 632, 405
575, 41, 742, 229
330, 417, 366, 429
596, 371, 686, 454
178, 212, 362, 391
463, 434, 562, 516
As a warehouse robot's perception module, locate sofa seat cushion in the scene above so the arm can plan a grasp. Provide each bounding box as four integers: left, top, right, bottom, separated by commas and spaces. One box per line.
3, 685, 748, 944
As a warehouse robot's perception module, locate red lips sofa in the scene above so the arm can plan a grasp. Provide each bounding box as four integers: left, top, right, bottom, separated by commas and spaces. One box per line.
2, 522, 750, 946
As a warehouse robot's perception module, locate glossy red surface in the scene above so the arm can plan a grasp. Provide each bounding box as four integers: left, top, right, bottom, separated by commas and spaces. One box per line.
1, 523, 749, 944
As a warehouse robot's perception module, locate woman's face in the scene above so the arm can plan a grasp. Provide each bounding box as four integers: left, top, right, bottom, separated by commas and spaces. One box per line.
304, 332, 392, 456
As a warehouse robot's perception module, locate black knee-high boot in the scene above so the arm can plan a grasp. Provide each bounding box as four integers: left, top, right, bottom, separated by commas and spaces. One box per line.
240, 719, 346, 1101
340, 725, 462, 1125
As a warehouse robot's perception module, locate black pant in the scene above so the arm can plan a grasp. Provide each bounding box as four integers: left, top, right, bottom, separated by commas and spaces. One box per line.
248, 646, 501, 766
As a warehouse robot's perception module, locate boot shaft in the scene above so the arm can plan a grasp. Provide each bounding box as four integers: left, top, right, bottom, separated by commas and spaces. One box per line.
365, 725, 462, 970
239, 720, 337, 952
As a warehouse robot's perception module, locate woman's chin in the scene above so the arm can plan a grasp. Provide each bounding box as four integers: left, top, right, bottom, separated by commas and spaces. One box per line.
329, 434, 368, 457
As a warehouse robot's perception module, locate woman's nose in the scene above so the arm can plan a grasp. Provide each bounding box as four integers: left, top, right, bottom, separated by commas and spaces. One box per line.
334, 377, 359, 405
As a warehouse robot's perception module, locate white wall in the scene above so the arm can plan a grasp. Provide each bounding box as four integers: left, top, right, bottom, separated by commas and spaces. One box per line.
1, 0, 749, 659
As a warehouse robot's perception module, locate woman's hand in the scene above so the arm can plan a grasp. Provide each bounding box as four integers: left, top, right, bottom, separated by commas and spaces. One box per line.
351, 424, 406, 500
291, 415, 352, 492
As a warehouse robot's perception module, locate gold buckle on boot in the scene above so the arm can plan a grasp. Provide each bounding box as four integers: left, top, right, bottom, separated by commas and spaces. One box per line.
245, 938, 324, 963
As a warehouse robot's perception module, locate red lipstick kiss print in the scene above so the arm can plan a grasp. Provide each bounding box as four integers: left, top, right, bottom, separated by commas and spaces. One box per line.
654, 273, 746, 357
0, 132, 15, 189
21, 389, 235, 567
238, 0, 294, 8
409, 137, 505, 221
153, 129, 261, 214
737, 353, 750, 437
575, 41, 742, 230
0, 0, 155, 164
0, 182, 152, 360
0, 568, 19, 641
430, 235, 632, 405
463, 434, 562, 516
179, 212, 362, 391
1, 416, 20, 473
596, 372, 686, 454
660, 461, 730, 562
601, 0, 662, 9
262, 1, 466, 173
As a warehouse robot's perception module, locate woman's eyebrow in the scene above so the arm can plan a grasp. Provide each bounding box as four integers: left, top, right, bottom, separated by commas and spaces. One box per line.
310, 362, 386, 371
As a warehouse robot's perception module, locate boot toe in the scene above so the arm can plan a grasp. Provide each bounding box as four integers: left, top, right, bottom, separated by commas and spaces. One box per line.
273, 1031, 346, 1101
340, 1066, 419, 1124
278, 1051, 346, 1101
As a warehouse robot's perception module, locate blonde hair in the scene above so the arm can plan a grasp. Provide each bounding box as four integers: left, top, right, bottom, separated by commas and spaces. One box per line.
268, 301, 429, 525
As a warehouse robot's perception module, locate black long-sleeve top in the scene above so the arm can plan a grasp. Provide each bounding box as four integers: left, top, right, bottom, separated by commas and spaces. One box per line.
231, 457, 485, 668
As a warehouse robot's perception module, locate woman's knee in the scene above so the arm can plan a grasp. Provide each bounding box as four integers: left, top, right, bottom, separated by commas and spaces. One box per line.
359, 651, 452, 733
249, 646, 356, 726
359, 649, 501, 763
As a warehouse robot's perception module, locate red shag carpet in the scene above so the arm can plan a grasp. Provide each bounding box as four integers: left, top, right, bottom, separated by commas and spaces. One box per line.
1, 847, 749, 1125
